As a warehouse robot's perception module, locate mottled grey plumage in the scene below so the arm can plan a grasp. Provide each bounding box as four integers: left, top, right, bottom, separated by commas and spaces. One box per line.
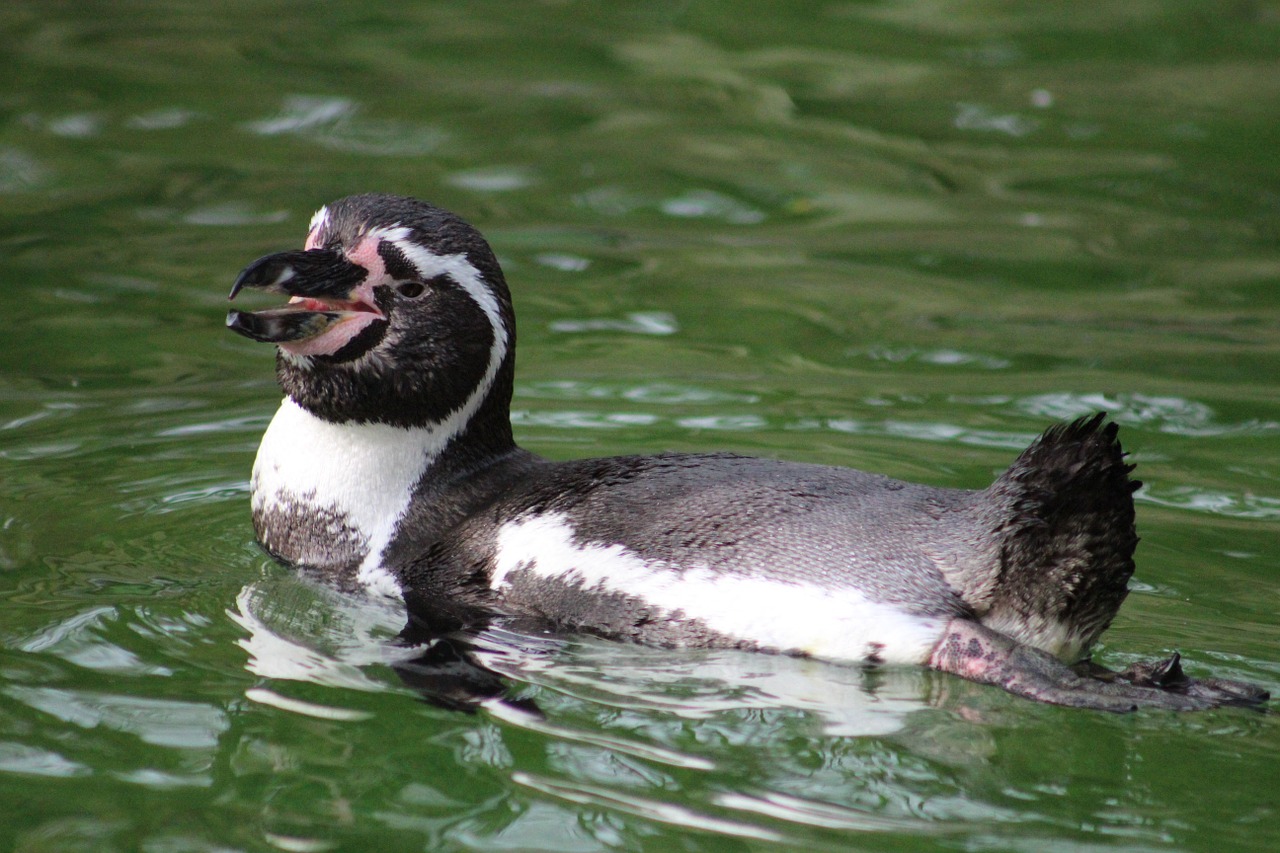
227, 193, 1269, 712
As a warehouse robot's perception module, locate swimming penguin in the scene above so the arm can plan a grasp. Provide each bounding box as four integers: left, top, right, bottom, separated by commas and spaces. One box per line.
226, 193, 1268, 712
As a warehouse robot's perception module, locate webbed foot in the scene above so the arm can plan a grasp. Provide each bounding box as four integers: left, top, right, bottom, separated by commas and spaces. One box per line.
930, 620, 1269, 712
1079, 652, 1269, 707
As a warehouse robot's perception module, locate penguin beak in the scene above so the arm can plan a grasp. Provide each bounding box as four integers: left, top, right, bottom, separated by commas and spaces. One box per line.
226, 249, 385, 346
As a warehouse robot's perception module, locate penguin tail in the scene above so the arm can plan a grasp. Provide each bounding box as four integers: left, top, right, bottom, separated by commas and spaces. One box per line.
980, 412, 1141, 659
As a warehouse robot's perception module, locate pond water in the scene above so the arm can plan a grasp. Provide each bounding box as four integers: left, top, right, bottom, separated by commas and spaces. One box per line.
2, 2, 1279, 850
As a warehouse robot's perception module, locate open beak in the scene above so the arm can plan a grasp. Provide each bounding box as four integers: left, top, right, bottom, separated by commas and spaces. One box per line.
226, 249, 385, 347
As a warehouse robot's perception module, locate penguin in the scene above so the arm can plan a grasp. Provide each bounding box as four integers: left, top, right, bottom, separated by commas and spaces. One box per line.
226, 193, 1268, 712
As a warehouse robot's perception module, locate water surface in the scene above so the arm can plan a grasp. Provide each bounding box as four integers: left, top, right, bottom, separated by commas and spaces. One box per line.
2, 2, 1279, 851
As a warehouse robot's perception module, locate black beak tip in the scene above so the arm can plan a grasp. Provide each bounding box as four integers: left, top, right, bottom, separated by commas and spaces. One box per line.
225, 307, 271, 343
227, 248, 363, 301
230, 253, 294, 300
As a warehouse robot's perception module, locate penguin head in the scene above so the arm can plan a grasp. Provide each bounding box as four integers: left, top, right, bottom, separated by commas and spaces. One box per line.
228, 194, 516, 432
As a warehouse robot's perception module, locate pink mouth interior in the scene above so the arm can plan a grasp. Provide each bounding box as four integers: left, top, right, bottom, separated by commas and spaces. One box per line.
279, 292, 384, 357
288, 295, 381, 314
282, 232, 386, 356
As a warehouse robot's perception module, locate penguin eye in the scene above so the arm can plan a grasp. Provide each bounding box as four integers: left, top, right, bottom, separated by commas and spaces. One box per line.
396, 281, 426, 299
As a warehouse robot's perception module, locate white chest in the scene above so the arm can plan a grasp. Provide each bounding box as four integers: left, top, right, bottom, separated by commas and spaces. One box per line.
251, 398, 443, 595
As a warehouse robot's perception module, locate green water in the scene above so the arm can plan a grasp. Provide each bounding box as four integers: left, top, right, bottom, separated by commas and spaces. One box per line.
3, 1, 1279, 850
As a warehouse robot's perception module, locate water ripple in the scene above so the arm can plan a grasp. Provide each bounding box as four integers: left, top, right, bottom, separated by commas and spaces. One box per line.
124, 108, 200, 131
491, 638, 926, 738
677, 415, 767, 431
182, 202, 290, 227
516, 381, 757, 405
445, 167, 535, 192
246, 96, 355, 136
660, 189, 765, 224
0, 147, 48, 192
535, 253, 592, 272
244, 95, 445, 156
5, 686, 227, 749
157, 414, 272, 437
1137, 485, 1280, 520
514, 410, 661, 429
549, 311, 679, 335
512, 391, 1276, 451
848, 345, 1011, 370
1019, 392, 1280, 437
487, 702, 713, 772
15, 605, 172, 676
45, 113, 104, 139
512, 771, 786, 843
953, 102, 1040, 137
245, 688, 374, 722
0, 441, 83, 461
113, 768, 212, 789
823, 418, 1037, 450
229, 580, 412, 693
714, 790, 945, 833
0, 742, 90, 778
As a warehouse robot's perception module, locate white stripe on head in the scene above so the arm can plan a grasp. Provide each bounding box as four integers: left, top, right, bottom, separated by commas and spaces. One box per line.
366, 225, 510, 430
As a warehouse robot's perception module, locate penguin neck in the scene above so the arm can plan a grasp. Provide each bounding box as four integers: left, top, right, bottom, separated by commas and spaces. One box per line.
249, 390, 519, 594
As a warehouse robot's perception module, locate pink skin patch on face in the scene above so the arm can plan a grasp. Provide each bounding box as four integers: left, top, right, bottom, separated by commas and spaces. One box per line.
343, 234, 388, 279
280, 233, 388, 358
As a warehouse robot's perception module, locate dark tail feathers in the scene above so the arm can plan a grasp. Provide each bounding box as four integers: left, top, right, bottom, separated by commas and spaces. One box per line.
983, 413, 1141, 655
